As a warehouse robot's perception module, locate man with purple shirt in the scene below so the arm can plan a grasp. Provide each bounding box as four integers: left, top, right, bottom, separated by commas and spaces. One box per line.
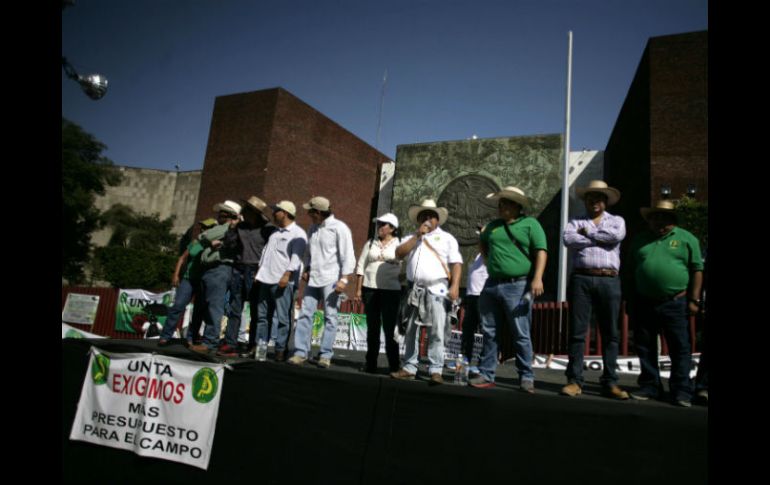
560, 180, 629, 400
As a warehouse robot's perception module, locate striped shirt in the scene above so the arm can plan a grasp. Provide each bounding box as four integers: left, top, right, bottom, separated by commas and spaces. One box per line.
563, 211, 625, 271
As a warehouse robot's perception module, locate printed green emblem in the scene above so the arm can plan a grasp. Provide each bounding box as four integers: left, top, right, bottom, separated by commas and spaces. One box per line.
91, 353, 110, 385
192, 368, 219, 403
65, 329, 84, 339
669, 240, 680, 249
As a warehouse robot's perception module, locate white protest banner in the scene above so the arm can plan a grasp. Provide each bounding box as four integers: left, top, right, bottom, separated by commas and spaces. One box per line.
532, 353, 701, 378
62, 322, 107, 339
70, 348, 226, 470
62, 293, 100, 325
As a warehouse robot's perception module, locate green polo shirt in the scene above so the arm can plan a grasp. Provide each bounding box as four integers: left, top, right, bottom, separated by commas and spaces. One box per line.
631, 226, 704, 299
481, 217, 547, 279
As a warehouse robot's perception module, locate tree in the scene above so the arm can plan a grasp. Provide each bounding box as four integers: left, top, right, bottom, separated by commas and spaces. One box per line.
62, 118, 122, 283
93, 204, 177, 290
675, 196, 708, 253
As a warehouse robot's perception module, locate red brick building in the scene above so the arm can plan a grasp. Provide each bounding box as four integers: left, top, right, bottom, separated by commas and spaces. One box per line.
604, 31, 707, 235
195, 88, 391, 251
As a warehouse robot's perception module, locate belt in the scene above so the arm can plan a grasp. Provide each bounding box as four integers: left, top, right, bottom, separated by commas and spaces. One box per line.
574, 268, 618, 277
644, 290, 687, 305
488, 276, 528, 283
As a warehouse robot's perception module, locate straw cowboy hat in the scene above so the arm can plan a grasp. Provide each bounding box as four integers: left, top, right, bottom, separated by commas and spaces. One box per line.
408, 199, 449, 225
485, 186, 532, 208
641, 200, 677, 221
241, 195, 271, 220
576, 180, 621, 206
212, 200, 242, 216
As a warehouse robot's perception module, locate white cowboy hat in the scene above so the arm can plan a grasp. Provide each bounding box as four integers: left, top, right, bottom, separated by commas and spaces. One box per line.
212, 200, 242, 216
408, 199, 448, 225
575, 180, 621, 206
485, 186, 531, 208
640, 200, 677, 221
373, 212, 399, 228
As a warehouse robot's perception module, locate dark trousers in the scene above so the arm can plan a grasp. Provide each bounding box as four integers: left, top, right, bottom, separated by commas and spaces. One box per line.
362, 287, 401, 372
224, 264, 260, 347
632, 296, 693, 401
460, 295, 481, 362
565, 273, 622, 387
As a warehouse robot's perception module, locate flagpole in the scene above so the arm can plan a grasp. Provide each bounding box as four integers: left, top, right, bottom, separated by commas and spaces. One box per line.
557, 31, 573, 333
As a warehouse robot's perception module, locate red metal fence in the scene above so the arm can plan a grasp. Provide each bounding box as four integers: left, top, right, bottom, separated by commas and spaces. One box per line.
63, 287, 701, 355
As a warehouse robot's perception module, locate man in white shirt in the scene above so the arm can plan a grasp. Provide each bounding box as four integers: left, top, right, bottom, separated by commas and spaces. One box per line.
390, 199, 463, 384
288, 196, 356, 368
255, 201, 307, 361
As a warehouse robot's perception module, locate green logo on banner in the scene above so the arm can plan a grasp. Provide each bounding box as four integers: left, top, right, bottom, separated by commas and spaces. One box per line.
192, 368, 219, 403
65, 329, 84, 339
91, 353, 110, 385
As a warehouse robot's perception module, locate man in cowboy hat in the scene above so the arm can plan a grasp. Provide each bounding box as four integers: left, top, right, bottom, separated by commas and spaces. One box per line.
255, 200, 307, 361
390, 199, 463, 385
217, 196, 277, 358
468, 186, 547, 392
288, 196, 356, 368
627, 200, 703, 407
190, 200, 242, 353
560, 180, 630, 400
158, 217, 218, 347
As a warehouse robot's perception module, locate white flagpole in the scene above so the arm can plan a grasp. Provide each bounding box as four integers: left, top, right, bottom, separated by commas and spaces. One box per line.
557, 31, 573, 319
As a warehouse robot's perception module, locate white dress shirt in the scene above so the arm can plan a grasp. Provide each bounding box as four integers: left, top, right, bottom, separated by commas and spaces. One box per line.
256, 222, 308, 285
305, 215, 356, 287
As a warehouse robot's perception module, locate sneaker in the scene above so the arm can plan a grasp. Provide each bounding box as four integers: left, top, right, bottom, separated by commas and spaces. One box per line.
468, 375, 495, 389
430, 373, 444, 385
287, 355, 307, 366
560, 383, 582, 397
629, 388, 659, 401
445, 360, 457, 370
674, 399, 693, 408
216, 344, 239, 358
390, 369, 416, 380
601, 385, 630, 400
317, 358, 331, 369
468, 366, 480, 375
520, 379, 535, 394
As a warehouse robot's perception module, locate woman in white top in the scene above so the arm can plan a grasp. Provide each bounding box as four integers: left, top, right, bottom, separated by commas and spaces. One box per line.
354, 213, 403, 373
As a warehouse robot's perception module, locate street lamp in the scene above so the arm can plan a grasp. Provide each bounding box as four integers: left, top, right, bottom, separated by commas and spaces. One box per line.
62, 57, 109, 100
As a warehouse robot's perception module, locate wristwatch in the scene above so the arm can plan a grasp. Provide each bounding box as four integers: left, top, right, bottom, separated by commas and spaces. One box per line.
688, 298, 702, 306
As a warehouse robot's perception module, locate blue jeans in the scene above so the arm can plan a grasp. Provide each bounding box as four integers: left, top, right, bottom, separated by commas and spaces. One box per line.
565, 274, 622, 387
256, 282, 295, 352
293, 283, 342, 359
632, 295, 693, 401
223, 264, 259, 347
159, 278, 200, 340
478, 278, 534, 383
402, 291, 448, 375
200, 264, 233, 349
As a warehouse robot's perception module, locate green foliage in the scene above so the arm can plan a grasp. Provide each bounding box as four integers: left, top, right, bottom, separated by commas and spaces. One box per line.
95, 204, 178, 289
62, 118, 122, 283
675, 196, 708, 251
92, 247, 176, 291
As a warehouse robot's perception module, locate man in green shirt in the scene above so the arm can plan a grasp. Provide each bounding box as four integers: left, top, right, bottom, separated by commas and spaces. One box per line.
468, 186, 547, 392
628, 200, 703, 407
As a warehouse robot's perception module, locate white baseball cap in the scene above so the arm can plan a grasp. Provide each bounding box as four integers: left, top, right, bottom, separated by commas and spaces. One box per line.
373, 212, 399, 228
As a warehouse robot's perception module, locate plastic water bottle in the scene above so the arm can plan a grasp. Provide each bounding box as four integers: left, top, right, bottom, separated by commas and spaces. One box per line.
454, 354, 466, 385
256, 339, 268, 361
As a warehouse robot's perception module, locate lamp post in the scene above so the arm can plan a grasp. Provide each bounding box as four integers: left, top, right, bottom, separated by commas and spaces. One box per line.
62, 57, 109, 100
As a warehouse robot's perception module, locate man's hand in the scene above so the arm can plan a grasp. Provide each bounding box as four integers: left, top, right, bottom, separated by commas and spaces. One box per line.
301, 271, 309, 282
334, 279, 348, 293
353, 290, 363, 303
278, 272, 290, 289
448, 286, 459, 302
530, 277, 545, 297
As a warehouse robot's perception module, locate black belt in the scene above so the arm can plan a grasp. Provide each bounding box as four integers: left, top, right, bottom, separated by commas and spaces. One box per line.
574, 268, 618, 277
488, 276, 527, 283
643, 290, 687, 305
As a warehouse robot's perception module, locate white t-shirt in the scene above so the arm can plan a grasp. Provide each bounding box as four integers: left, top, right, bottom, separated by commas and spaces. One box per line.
466, 253, 489, 296
402, 227, 463, 296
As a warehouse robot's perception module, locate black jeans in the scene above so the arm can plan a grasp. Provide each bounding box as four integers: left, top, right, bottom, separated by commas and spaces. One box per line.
565, 273, 622, 387
362, 287, 401, 371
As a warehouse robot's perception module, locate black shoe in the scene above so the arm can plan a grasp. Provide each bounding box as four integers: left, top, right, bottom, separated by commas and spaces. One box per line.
360, 365, 377, 374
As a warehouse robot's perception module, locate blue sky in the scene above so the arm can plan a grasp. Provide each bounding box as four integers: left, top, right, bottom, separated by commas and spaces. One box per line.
61, 0, 707, 172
